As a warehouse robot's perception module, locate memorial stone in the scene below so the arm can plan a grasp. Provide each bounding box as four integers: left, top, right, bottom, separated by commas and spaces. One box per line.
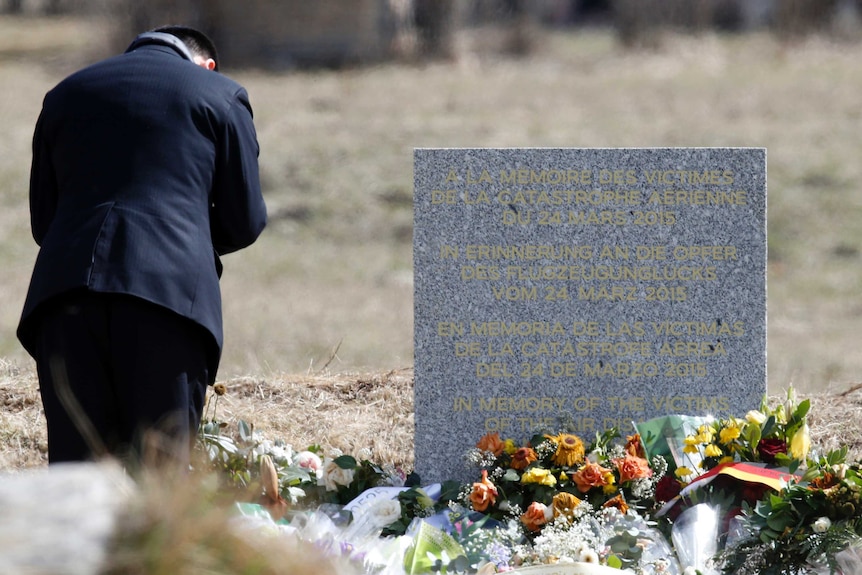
413, 148, 767, 483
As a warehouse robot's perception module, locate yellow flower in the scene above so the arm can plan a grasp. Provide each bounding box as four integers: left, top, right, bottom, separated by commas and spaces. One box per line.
789, 422, 811, 460
719, 456, 734, 465
684, 435, 701, 446
696, 429, 714, 444
704, 444, 723, 458
719, 424, 741, 444
746, 410, 767, 425
675, 466, 694, 478
503, 439, 518, 455
522, 467, 557, 487
683, 444, 700, 455
559, 471, 569, 482
548, 433, 586, 467
602, 471, 617, 494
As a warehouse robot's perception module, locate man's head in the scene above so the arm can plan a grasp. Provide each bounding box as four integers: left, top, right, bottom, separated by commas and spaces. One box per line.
152, 25, 219, 71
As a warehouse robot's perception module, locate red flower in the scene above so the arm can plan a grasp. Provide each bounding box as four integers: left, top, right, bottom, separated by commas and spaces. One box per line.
757, 438, 787, 463
654, 474, 683, 502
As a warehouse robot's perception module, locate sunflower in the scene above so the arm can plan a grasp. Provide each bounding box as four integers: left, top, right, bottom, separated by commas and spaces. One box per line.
510, 446, 538, 470
548, 433, 586, 467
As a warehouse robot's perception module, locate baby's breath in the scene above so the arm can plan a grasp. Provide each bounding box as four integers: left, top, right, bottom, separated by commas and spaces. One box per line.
606, 444, 626, 459
534, 440, 555, 460
464, 447, 497, 468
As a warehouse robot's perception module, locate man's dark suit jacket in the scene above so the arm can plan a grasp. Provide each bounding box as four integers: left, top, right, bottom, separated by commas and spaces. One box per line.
18, 36, 267, 380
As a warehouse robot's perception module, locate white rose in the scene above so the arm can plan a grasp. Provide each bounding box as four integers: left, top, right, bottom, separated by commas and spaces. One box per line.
369, 498, 402, 527
320, 458, 355, 491
295, 451, 323, 477
813, 517, 832, 533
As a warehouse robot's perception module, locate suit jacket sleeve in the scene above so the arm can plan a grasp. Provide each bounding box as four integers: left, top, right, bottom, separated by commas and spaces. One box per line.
29, 108, 59, 246
210, 87, 267, 256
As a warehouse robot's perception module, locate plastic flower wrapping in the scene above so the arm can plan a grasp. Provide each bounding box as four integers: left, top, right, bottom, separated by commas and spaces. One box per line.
198, 387, 862, 574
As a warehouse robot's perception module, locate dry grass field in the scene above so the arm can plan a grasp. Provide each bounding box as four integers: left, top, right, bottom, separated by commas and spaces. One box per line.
2, 13, 862, 470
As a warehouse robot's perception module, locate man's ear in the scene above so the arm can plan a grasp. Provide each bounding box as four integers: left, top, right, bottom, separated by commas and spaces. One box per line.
194, 56, 216, 71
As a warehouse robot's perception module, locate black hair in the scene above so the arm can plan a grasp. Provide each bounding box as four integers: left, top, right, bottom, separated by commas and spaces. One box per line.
152, 25, 219, 70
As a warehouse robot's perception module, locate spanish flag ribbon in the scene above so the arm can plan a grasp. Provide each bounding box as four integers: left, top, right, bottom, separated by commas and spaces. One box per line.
679, 461, 798, 497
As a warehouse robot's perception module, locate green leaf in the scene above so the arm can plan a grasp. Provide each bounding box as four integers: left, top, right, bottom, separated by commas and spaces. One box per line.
746, 424, 762, 450
766, 511, 791, 532
792, 398, 810, 421
238, 419, 253, 442
607, 555, 623, 569
437, 480, 462, 505
774, 453, 794, 468
503, 468, 520, 482
826, 446, 848, 466
405, 472, 422, 487
333, 455, 357, 469
761, 415, 776, 438
787, 458, 800, 475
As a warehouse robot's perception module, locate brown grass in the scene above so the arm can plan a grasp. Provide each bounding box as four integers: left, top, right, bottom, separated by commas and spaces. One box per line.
3, 367, 862, 472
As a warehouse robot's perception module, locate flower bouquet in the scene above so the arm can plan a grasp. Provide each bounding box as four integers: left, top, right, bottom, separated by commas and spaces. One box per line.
461, 428, 676, 572
648, 390, 813, 527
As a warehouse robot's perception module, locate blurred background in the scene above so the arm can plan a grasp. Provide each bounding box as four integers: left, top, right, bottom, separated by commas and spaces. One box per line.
0, 0, 860, 394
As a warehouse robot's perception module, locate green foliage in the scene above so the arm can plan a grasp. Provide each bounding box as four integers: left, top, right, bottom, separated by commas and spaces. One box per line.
606, 520, 652, 569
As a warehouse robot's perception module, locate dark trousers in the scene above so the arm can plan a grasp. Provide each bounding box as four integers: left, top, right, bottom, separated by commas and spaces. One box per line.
32, 291, 210, 467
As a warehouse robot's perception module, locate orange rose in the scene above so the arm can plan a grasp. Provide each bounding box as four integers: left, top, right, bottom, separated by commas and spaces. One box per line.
572, 462, 612, 493
603, 494, 629, 514
614, 454, 653, 484
510, 446, 538, 470
470, 470, 498, 512
624, 434, 646, 458
476, 432, 505, 457
520, 501, 551, 532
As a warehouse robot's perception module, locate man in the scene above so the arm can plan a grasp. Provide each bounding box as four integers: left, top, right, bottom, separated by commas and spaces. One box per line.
17, 26, 267, 467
